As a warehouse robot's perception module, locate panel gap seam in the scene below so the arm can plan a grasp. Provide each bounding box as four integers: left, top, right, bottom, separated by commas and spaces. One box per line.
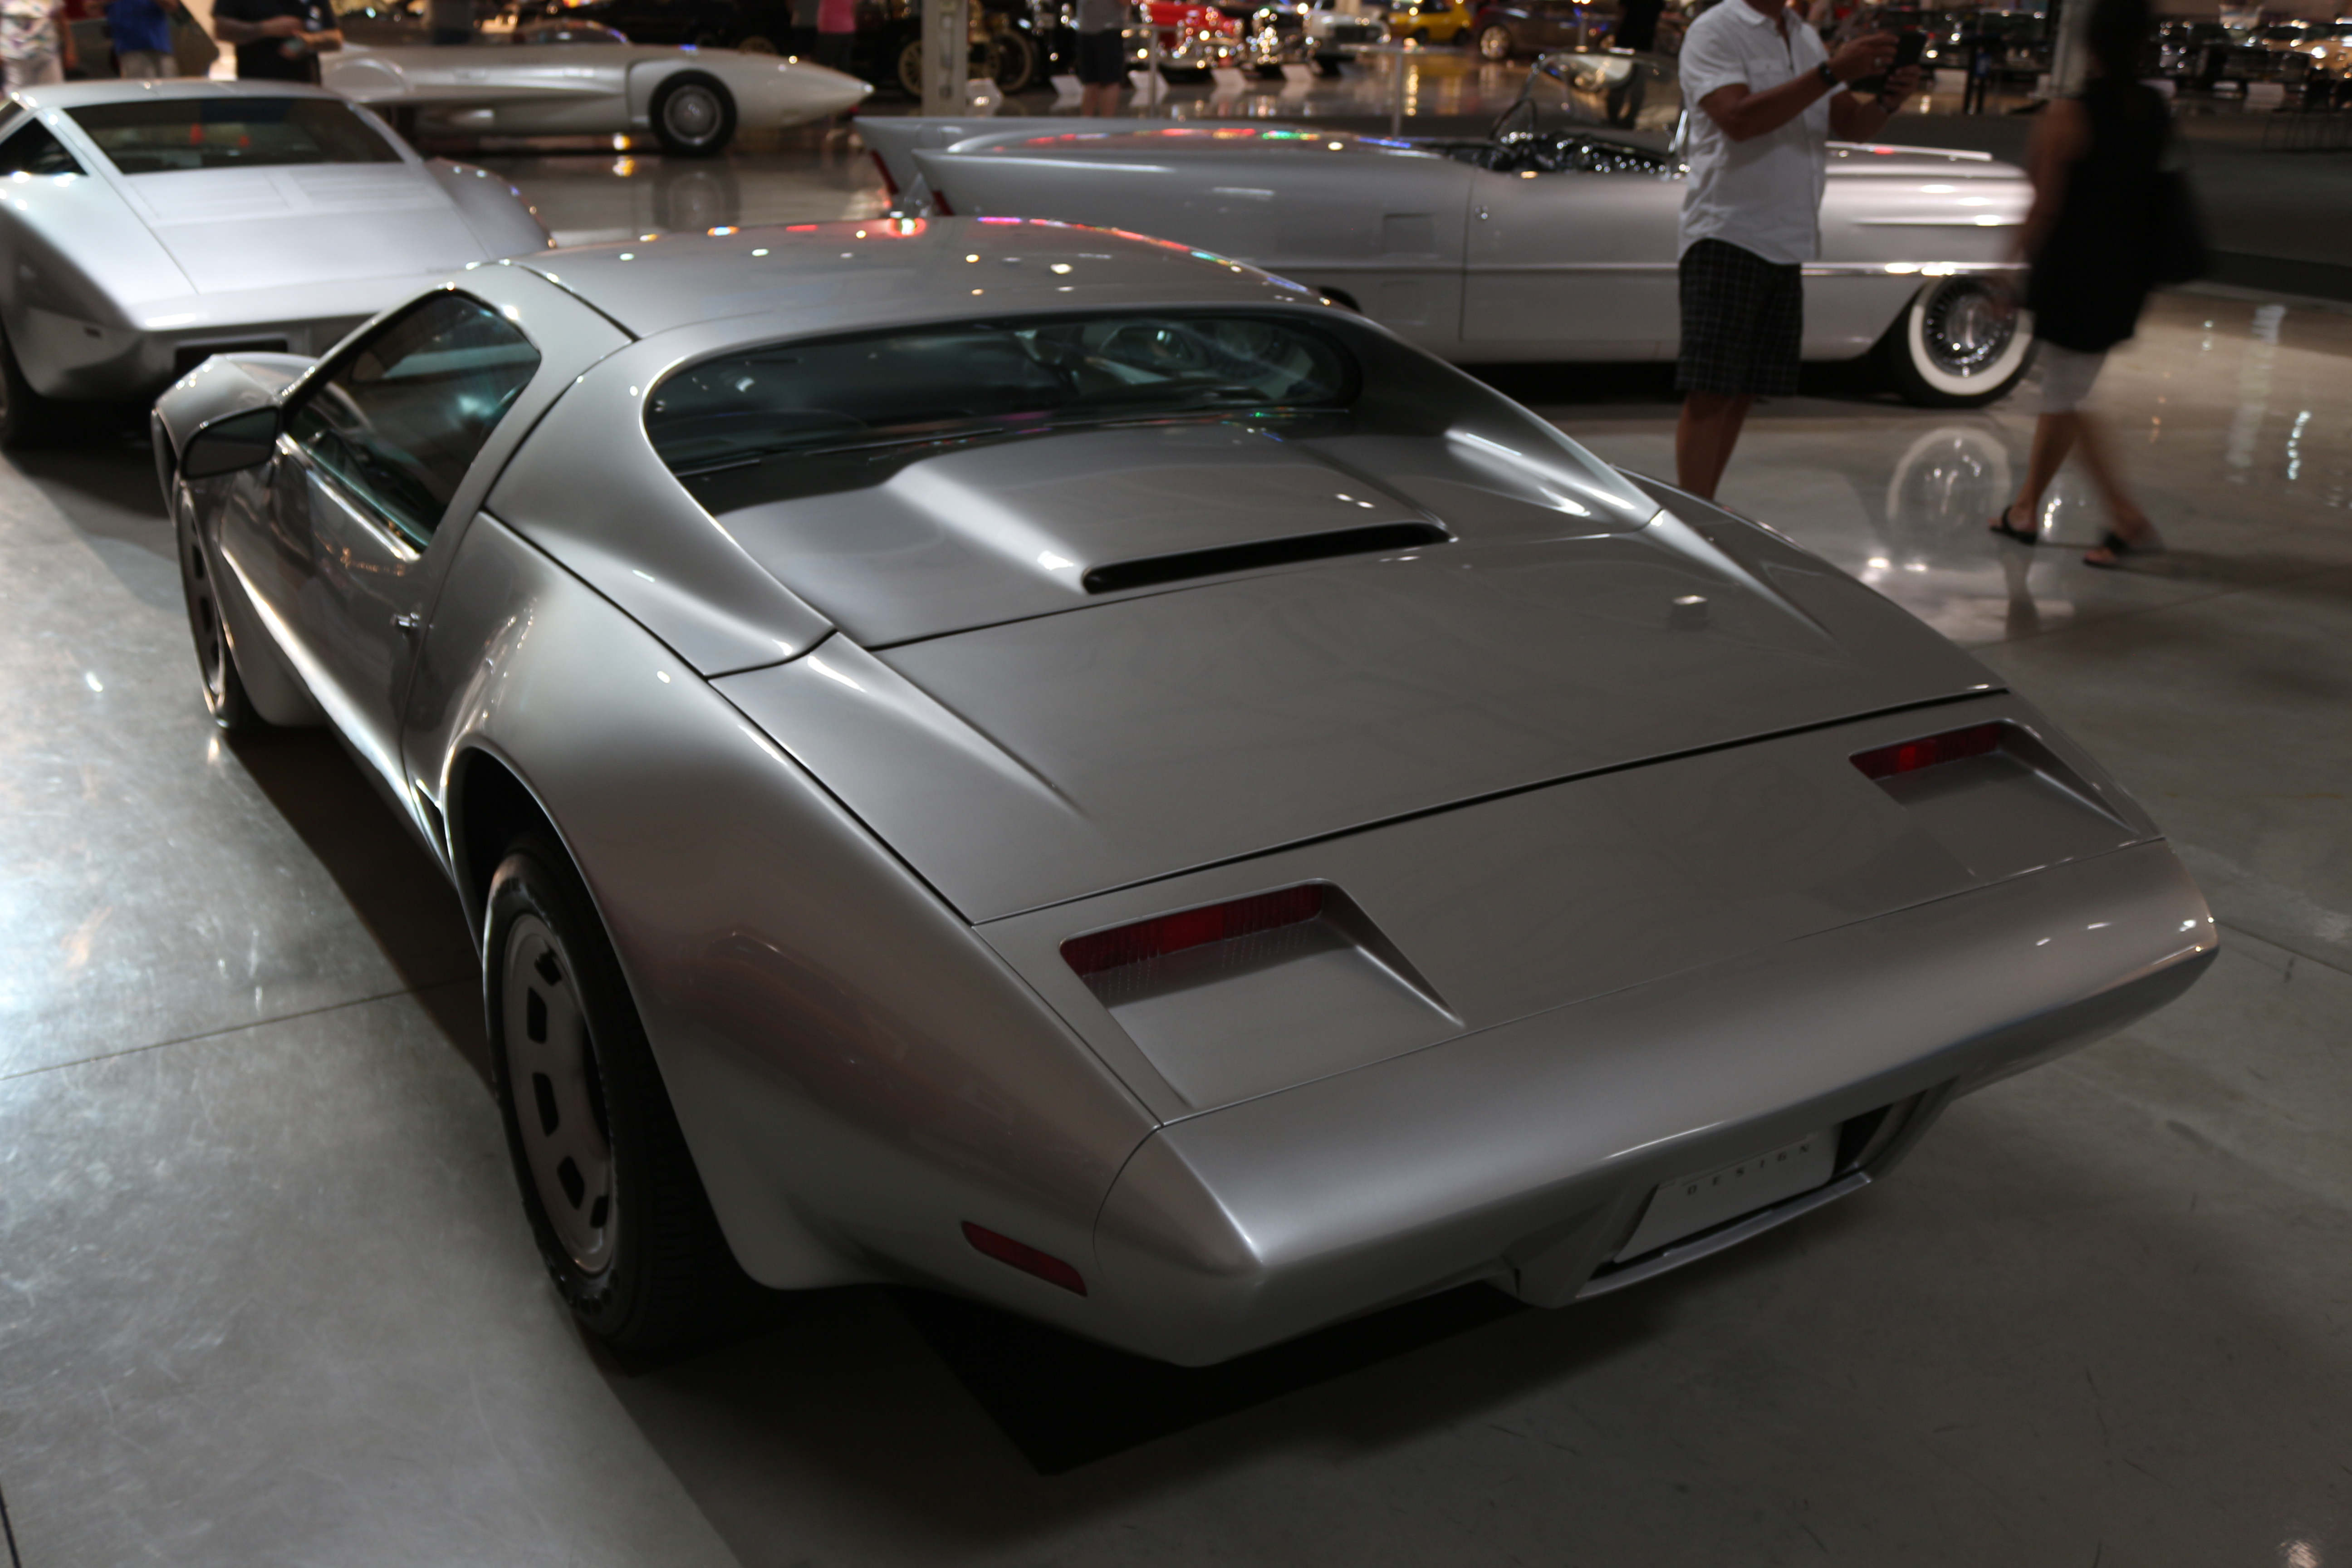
0, 976, 477, 1085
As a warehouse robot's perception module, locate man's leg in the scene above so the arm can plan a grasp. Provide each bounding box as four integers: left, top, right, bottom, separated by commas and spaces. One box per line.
1676, 391, 1753, 500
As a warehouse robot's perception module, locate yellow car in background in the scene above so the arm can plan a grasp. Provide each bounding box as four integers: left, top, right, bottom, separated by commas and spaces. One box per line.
1388, 0, 1475, 44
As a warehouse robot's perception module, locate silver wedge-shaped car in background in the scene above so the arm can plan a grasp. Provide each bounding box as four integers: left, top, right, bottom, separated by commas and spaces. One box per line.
861, 52, 2038, 407
154, 219, 2211, 1365
0, 80, 547, 445
322, 37, 872, 157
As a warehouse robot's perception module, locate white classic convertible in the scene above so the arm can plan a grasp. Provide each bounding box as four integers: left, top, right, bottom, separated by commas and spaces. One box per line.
862, 53, 2039, 406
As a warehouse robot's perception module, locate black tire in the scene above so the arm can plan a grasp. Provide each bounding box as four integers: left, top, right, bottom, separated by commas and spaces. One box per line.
1878, 275, 2037, 408
0, 320, 61, 449
650, 73, 736, 157
896, 37, 923, 95
1313, 53, 1343, 75
485, 833, 757, 1352
1475, 21, 1513, 58
734, 31, 778, 52
992, 27, 1037, 90
175, 492, 263, 735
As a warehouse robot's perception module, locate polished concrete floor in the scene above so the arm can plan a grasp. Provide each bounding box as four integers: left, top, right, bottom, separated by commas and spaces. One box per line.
2, 130, 2349, 1566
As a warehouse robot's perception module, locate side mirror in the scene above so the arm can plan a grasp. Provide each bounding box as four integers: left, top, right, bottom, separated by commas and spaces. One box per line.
180, 407, 279, 480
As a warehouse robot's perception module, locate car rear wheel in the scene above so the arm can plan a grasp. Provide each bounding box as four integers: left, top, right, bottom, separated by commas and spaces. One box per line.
896, 37, 924, 95
486, 833, 757, 1352
735, 32, 777, 52
651, 74, 737, 157
1476, 22, 1513, 58
175, 495, 262, 735
1881, 275, 2036, 408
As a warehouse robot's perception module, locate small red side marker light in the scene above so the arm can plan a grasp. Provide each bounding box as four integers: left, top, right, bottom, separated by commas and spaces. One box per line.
1062, 885, 1324, 978
1851, 721, 2007, 780
962, 1221, 1087, 1295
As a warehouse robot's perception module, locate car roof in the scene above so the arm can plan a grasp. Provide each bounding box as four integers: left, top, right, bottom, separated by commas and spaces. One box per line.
514, 215, 1335, 340
10, 78, 349, 111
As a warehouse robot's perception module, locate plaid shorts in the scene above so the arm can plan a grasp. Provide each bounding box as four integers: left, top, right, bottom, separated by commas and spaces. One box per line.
1676, 239, 1804, 397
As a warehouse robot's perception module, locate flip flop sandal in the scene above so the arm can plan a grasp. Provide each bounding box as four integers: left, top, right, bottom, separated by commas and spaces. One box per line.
2083, 528, 2162, 569
1987, 514, 2039, 546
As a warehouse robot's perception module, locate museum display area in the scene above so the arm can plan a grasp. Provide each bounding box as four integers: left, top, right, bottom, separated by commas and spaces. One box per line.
0, 40, 2348, 1568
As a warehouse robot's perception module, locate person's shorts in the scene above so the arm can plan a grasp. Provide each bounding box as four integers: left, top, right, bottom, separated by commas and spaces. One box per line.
117, 48, 175, 77
2, 52, 62, 92
1074, 28, 1126, 86
2036, 341, 2107, 414
1676, 238, 1803, 398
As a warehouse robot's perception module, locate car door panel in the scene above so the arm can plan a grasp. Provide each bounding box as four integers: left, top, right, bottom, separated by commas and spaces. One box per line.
1460, 156, 1681, 359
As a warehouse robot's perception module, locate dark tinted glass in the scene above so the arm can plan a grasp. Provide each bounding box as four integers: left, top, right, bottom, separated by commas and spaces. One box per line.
0, 121, 85, 177
66, 98, 402, 174
647, 314, 1357, 474
287, 294, 540, 548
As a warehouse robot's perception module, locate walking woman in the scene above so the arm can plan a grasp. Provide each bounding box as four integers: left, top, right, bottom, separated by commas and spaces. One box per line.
1988, 0, 2172, 568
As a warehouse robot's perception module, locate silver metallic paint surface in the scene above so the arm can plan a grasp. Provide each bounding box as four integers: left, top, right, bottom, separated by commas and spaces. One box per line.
872, 120, 2028, 362
153, 218, 2212, 1361
322, 42, 871, 138
1093, 842, 2215, 1364
0, 80, 548, 402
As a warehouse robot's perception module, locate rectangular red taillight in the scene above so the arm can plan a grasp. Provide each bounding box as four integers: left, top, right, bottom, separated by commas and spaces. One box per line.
962, 1221, 1087, 1294
1851, 722, 2008, 781
1061, 885, 1324, 979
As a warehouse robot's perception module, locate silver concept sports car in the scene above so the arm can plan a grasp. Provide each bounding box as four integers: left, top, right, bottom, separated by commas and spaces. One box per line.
861, 67, 2035, 406
322, 39, 872, 156
156, 219, 2212, 1365
0, 80, 546, 444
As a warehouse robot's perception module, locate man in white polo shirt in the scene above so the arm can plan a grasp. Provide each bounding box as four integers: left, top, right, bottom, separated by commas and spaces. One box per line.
1674, 0, 1919, 498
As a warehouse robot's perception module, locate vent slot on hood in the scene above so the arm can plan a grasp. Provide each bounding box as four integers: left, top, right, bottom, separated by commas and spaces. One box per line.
1083, 521, 1447, 594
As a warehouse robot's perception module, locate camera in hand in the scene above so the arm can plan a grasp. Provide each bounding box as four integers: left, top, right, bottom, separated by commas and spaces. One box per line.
1852, 29, 1925, 96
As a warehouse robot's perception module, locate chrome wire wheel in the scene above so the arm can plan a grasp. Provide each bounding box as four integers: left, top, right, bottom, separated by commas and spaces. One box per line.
1920, 277, 2014, 378
1885, 275, 2036, 407
501, 915, 617, 1275
1477, 23, 1512, 58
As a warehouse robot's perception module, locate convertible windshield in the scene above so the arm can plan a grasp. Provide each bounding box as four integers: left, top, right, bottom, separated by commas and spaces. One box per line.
646, 314, 1359, 474
65, 98, 403, 174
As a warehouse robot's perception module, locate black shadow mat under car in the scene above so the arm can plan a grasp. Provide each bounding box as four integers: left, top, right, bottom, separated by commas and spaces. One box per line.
888, 1283, 1527, 1474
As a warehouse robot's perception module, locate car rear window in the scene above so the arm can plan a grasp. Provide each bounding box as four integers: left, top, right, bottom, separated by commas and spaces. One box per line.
646, 313, 1358, 475
65, 98, 403, 174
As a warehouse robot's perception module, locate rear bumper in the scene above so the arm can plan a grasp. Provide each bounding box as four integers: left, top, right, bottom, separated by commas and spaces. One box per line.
1088, 839, 2213, 1364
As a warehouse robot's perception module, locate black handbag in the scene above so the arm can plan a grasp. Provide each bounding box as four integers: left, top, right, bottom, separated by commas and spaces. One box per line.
2148, 134, 2208, 285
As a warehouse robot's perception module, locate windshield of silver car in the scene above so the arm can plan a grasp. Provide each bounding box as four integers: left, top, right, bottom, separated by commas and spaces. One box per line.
646, 314, 1358, 476
65, 98, 402, 175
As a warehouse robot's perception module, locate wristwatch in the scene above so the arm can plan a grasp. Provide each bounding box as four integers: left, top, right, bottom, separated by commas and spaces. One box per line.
1815, 60, 1840, 88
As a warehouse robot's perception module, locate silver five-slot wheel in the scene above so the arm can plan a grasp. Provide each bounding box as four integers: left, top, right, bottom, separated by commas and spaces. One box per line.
485, 833, 757, 1350
176, 491, 260, 733
502, 915, 617, 1275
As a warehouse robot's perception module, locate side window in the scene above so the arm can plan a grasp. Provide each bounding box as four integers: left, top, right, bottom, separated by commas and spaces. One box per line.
285, 292, 540, 550
0, 121, 86, 177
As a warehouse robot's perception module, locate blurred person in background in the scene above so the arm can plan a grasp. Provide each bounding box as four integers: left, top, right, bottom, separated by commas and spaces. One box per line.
1073, 0, 1125, 116
213, 0, 338, 79
1672, 0, 1919, 499
813, 0, 852, 72
107, 0, 181, 74
1, 0, 76, 88
427, 0, 473, 45
1987, 0, 2169, 567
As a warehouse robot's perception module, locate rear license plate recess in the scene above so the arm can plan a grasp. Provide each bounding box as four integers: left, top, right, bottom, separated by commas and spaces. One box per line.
1612, 1128, 1835, 1262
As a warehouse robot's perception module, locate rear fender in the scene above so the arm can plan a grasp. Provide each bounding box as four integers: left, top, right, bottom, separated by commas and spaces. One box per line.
411, 513, 1160, 1315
